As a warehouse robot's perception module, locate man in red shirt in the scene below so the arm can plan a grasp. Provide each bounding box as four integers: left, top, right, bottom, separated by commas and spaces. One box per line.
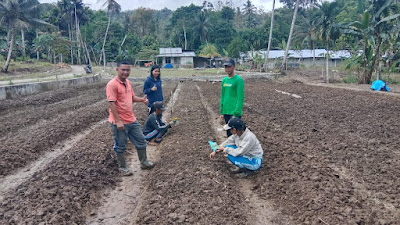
106, 61, 154, 175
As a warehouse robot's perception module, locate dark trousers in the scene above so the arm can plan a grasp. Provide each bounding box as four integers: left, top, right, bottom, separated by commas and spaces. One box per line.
144, 125, 170, 141
223, 115, 242, 137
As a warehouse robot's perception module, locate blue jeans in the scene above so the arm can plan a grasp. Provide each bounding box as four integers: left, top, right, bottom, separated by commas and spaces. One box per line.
112, 121, 147, 153
225, 145, 262, 171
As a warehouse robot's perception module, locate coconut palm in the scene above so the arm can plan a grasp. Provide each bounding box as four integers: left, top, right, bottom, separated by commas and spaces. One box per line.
194, 11, 210, 43
99, 0, 121, 68
280, 0, 318, 73
313, 1, 340, 83
264, 0, 276, 70
0, 0, 50, 72
293, 9, 318, 66
243, 0, 258, 28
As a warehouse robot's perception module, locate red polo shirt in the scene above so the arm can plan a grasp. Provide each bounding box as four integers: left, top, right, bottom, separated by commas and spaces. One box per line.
106, 77, 137, 124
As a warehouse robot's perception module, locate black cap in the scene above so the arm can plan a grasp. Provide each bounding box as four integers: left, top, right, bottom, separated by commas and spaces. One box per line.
223, 58, 235, 67
152, 101, 166, 111
223, 117, 245, 130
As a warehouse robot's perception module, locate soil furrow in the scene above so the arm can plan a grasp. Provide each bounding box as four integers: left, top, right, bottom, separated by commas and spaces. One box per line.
196, 84, 292, 225
0, 99, 108, 177
134, 81, 249, 224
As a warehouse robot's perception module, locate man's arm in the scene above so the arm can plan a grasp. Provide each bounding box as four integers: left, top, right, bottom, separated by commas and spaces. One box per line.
224, 135, 253, 157
108, 101, 124, 130
133, 95, 149, 105
233, 79, 244, 117
220, 80, 225, 121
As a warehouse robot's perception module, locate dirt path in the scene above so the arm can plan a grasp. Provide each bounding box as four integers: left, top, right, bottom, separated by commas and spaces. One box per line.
86, 83, 182, 225
196, 84, 292, 225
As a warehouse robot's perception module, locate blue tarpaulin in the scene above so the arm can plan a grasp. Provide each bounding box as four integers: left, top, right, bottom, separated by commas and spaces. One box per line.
163, 63, 173, 68
371, 80, 390, 91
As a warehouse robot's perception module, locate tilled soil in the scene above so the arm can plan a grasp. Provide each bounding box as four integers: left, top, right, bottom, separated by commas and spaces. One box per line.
197, 79, 400, 224
1, 77, 400, 224
135, 82, 248, 224
0, 81, 177, 224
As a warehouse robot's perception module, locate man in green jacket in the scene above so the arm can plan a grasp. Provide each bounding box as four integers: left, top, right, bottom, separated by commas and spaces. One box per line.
219, 58, 244, 137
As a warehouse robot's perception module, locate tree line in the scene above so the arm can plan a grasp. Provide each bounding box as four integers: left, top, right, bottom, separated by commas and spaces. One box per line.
0, 0, 399, 83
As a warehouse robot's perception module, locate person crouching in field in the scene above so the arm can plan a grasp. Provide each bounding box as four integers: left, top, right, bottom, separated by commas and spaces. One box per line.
210, 118, 263, 178
143, 101, 173, 145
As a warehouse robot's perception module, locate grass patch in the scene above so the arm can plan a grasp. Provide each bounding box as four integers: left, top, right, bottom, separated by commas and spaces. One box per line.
342, 73, 358, 83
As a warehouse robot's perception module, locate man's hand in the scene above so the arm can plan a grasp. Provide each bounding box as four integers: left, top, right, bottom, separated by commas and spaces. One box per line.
219, 115, 224, 122
142, 95, 149, 105
151, 84, 157, 91
116, 121, 124, 130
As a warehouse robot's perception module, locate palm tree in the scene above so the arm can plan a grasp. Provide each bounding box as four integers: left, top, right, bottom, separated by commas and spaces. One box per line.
280, 0, 318, 73
294, 9, 318, 66
243, 0, 257, 28
58, 0, 75, 64
0, 0, 50, 72
199, 43, 221, 67
194, 11, 210, 43
99, 0, 121, 68
264, 0, 275, 70
313, 2, 340, 83
281, 0, 300, 73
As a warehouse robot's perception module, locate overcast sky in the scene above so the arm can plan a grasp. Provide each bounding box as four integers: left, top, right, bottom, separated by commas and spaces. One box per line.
39, 0, 284, 12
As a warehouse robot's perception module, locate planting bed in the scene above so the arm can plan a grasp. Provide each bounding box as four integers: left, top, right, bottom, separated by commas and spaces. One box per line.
1, 77, 399, 224
197, 79, 400, 224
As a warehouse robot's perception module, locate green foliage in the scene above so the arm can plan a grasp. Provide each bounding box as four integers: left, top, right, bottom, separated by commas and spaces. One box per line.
227, 38, 247, 58
135, 48, 158, 61
199, 43, 221, 58
33, 32, 70, 60
342, 73, 358, 83
131, 7, 156, 38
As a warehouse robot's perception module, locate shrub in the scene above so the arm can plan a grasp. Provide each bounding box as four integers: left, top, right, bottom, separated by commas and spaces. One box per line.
342, 73, 358, 83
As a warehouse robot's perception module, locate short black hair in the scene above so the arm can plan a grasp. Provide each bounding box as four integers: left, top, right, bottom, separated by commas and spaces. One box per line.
117, 61, 131, 67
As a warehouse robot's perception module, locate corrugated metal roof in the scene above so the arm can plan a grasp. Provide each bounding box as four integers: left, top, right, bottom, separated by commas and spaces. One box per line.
245, 49, 352, 60
160, 48, 182, 54
156, 52, 196, 57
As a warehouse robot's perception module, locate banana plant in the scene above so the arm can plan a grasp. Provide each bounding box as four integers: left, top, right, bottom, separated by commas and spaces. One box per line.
345, 0, 400, 84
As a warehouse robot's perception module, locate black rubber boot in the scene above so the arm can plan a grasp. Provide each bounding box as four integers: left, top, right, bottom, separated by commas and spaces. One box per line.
137, 149, 154, 169
116, 152, 133, 176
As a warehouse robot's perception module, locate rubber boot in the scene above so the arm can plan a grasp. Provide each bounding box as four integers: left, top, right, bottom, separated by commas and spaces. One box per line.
137, 149, 154, 169
116, 152, 133, 176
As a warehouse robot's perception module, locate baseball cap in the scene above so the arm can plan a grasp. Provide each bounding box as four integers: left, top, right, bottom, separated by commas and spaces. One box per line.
152, 101, 166, 111
223, 117, 245, 130
223, 58, 235, 67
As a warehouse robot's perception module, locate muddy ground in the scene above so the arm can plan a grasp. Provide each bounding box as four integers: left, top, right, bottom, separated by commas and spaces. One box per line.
1, 77, 400, 224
